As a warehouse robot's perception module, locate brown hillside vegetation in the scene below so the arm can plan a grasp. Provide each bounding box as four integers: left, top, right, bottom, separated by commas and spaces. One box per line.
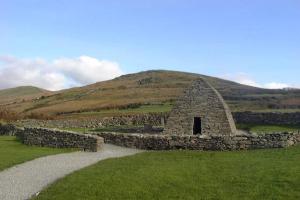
2, 70, 300, 119
0, 86, 53, 106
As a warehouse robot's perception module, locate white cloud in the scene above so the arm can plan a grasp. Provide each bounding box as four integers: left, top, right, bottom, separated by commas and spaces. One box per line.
222, 73, 261, 88
220, 73, 295, 89
263, 82, 290, 89
0, 55, 123, 91
53, 56, 122, 85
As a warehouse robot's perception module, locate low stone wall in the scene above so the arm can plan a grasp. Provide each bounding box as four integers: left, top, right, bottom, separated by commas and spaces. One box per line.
95, 132, 300, 150
0, 124, 19, 136
17, 128, 104, 152
233, 112, 300, 125
16, 112, 300, 128
16, 113, 167, 128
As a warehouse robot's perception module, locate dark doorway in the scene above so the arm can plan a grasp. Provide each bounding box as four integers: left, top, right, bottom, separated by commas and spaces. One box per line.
193, 117, 202, 135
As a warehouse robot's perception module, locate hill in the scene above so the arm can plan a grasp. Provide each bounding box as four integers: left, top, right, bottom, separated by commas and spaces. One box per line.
0, 86, 53, 106
2, 70, 300, 119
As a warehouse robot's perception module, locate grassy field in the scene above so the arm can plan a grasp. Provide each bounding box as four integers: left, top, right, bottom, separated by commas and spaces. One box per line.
35, 146, 300, 200
0, 136, 73, 171
0, 86, 52, 106
59, 105, 300, 120
61, 104, 173, 118
255, 109, 300, 113
3, 70, 299, 118
237, 124, 300, 133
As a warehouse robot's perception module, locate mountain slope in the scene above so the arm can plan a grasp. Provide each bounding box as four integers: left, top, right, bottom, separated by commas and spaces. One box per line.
0, 86, 53, 106
3, 70, 300, 118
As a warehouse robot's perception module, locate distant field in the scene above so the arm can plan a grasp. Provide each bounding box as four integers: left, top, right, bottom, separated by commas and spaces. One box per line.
2, 70, 299, 119
254, 109, 300, 113
0, 136, 73, 171
236, 124, 300, 133
59, 104, 300, 119
60, 104, 173, 119
35, 146, 300, 200
0, 86, 52, 106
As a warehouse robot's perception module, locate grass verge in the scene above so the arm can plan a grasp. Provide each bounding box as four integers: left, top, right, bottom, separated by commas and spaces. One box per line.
60, 104, 172, 119
237, 124, 300, 133
35, 146, 300, 200
0, 136, 74, 171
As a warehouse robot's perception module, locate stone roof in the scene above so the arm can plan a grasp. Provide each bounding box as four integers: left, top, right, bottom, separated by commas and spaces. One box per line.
163, 78, 237, 136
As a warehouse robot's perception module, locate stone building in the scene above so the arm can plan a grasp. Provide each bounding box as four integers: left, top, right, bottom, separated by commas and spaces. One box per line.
163, 78, 237, 136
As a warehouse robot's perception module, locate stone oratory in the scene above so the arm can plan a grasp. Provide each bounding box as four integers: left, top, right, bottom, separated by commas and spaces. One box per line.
163, 78, 237, 136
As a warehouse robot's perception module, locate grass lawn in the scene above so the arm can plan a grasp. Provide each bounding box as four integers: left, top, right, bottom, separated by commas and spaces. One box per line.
237, 124, 300, 134
35, 146, 300, 200
0, 136, 74, 171
59, 104, 300, 119
254, 109, 300, 113
62, 104, 173, 119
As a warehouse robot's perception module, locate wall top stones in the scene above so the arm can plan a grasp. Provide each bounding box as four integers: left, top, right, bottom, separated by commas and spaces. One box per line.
0, 123, 19, 136
164, 78, 237, 136
17, 127, 104, 152
233, 112, 300, 125
14, 111, 300, 130
96, 131, 300, 151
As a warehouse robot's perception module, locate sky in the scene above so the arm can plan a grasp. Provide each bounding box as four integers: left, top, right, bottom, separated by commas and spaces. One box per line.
0, 0, 299, 90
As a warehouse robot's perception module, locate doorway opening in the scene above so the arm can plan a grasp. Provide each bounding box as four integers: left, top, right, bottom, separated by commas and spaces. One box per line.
193, 117, 202, 135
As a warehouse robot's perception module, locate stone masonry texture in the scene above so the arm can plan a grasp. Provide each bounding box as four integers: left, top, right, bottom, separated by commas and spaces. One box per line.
16, 127, 104, 152
96, 131, 300, 151
163, 78, 237, 136
0, 124, 19, 136
15, 112, 300, 129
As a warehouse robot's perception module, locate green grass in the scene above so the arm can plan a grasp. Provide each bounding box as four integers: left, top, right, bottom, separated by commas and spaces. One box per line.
237, 124, 300, 133
35, 146, 300, 200
65, 104, 173, 118
255, 109, 300, 113
60, 127, 89, 133
0, 136, 73, 171
62, 105, 300, 119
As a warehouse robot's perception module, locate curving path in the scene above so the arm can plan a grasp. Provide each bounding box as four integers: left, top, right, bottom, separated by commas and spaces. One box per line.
0, 144, 142, 200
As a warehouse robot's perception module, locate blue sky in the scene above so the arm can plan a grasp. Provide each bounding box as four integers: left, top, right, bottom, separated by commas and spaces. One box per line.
0, 0, 299, 90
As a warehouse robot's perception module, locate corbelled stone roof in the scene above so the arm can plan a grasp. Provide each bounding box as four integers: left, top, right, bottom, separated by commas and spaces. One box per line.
164, 78, 237, 136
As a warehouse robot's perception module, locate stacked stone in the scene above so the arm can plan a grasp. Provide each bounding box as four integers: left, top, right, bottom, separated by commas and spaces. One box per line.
18, 128, 103, 152
15, 111, 300, 129
96, 132, 300, 151
0, 124, 19, 136
163, 78, 237, 136
16, 113, 168, 129
233, 112, 300, 125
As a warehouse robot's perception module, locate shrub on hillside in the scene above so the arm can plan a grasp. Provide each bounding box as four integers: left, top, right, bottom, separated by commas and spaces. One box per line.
25, 112, 55, 120
118, 103, 142, 110
0, 107, 20, 122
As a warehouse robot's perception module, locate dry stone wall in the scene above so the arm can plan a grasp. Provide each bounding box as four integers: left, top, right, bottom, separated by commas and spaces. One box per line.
15, 112, 300, 129
164, 78, 236, 136
16, 113, 167, 128
17, 128, 104, 152
2, 124, 299, 151
233, 112, 300, 125
0, 124, 19, 136
96, 132, 300, 151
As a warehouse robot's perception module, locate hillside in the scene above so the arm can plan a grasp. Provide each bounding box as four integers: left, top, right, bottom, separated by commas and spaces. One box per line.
0, 86, 53, 106
2, 70, 300, 119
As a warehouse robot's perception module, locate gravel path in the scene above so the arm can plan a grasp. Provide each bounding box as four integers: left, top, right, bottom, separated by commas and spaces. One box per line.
0, 144, 142, 200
